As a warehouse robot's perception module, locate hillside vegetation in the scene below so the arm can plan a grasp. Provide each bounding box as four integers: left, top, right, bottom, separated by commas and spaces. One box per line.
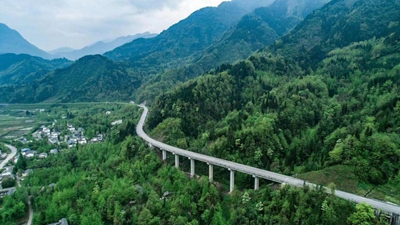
0, 0, 330, 104
0, 55, 140, 103
148, 0, 400, 201
135, 0, 329, 102
0, 54, 71, 85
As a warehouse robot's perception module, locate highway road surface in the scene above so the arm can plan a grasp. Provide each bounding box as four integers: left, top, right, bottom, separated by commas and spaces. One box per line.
0, 144, 17, 169
136, 105, 400, 215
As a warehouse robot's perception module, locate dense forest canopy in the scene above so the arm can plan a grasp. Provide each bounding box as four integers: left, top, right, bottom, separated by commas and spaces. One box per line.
148, 30, 400, 198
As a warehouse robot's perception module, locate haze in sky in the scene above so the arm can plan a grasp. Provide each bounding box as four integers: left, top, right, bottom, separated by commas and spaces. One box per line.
0, 0, 227, 51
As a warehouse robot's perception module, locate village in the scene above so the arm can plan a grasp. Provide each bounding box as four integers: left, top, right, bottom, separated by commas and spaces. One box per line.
0, 120, 108, 191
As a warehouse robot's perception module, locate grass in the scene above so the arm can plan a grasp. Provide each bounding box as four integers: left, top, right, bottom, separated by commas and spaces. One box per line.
298, 165, 400, 203
298, 165, 359, 192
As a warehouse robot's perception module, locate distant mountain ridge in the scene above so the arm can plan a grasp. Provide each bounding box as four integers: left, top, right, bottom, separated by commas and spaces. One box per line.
0, 55, 140, 103
51, 32, 157, 60
0, 23, 51, 59
104, 0, 275, 73
0, 53, 72, 85
49, 47, 75, 54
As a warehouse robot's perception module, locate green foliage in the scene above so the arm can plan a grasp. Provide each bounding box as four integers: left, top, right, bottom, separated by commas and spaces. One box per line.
264, 0, 400, 68
348, 203, 377, 225
0, 53, 72, 85
1, 178, 16, 188
135, 0, 326, 103
149, 31, 400, 189
21, 138, 358, 225
0, 55, 141, 103
16, 153, 27, 171
0, 187, 28, 224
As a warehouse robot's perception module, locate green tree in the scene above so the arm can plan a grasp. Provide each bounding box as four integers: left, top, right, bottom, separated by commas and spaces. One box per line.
16, 153, 27, 171
348, 203, 376, 225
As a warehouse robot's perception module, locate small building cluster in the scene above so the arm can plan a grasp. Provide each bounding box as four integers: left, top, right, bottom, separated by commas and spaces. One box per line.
1, 166, 14, 180
20, 148, 54, 159
65, 125, 87, 148
32, 125, 61, 145
29, 123, 104, 148
89, 134, 104, 143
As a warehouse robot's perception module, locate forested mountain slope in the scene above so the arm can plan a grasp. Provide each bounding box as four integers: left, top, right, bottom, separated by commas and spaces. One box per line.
0, 23, 51, 59
264, 0, 400, 67
148, 22, 400, 203
0, 0, 331, 104
192, 0, 331, 70
2, 118, 358, 225
0, 55, 141, 103
0, 54, 72, 85
104, 1, 255, 73
135, 0, 331, 103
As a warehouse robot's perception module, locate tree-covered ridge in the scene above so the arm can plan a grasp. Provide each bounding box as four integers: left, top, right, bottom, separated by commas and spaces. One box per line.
134, 0, 329, 104
0, 54, 72, 85
0, 55, 141, 103
148, 30, 400, 200
104, 2, 251, 70
264, 0, 400, 68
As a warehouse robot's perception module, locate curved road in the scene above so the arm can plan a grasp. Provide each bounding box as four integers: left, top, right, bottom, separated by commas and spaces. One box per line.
0, 144, 17, 169
136, 105, 400, 215
0, 144, 33, 225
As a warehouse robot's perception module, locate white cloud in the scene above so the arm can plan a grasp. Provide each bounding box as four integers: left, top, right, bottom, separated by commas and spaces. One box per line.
0, 0, 227, 51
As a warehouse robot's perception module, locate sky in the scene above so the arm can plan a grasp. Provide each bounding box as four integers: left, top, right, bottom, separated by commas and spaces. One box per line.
0, 0, 227, 51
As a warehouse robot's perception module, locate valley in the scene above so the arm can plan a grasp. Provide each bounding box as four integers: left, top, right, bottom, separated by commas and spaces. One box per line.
0, 0, 400, 224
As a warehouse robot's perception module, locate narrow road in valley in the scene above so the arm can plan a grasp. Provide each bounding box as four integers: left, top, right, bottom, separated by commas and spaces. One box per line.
136, 105, 400, 215
27, 196, 33, 225
0, 144, 33, 225
0, 144, 17, 169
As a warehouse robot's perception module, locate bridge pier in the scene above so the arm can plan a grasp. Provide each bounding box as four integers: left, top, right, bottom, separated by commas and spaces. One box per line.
229, 169, 235, 193
148, 143, 153, 148
208, 164, 213, 182
190, 158, 195, 177
174, 154, 179, 168
391, 214, 400, 225
162, 150, 167, 161
254, 176, 259, 190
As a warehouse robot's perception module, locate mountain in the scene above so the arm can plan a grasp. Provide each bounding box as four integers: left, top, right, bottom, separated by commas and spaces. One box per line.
0, 0, 333, 104
135, 0, 332, 102
147, 0, 400, 200
232, 0, 275, 11
0, 23, 51, 59
49, 47, 75, 54
0, 55, 141, 103
104, 1, 273, 73
51, 32, 157, 60
264, 0, 400, 68
0, 53, 72, 85
193, 0, 331, 69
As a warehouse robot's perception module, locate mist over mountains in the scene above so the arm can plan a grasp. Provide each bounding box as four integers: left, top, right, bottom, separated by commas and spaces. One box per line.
51, 32, 157, 60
